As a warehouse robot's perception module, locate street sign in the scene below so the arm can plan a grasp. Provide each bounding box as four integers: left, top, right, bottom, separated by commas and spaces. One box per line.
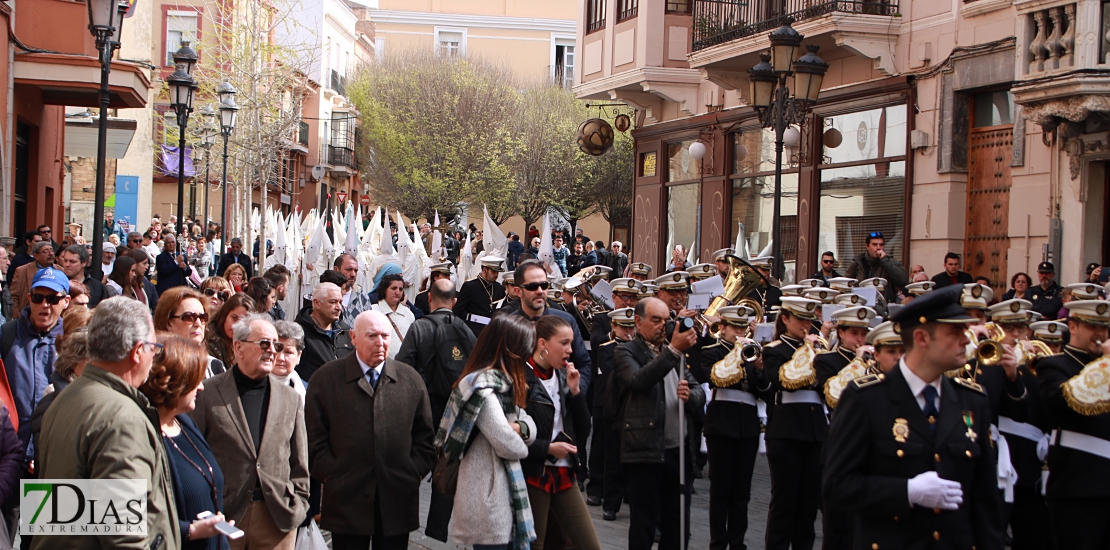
336, 191, 348, 204
360, 195, 371, 206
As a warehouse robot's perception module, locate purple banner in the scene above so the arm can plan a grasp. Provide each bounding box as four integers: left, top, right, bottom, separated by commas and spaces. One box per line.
160, 145, 196, 177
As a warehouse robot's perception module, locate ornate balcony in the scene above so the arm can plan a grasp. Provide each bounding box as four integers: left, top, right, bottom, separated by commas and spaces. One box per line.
692, 0, 898, 52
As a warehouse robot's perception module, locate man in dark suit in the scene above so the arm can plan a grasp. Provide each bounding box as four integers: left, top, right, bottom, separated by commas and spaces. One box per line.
453, 256, 505, 338
305, 310, 435, 550
931, 252, 974, 288
1037, 298, 1110, 549
614, 297, 705, 550
823, 284, 1004, 550
155, 234, 190, 294
218, 237, 254, 279
190, 314, 310, 549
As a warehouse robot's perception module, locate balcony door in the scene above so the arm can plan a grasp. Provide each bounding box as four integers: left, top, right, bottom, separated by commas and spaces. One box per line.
964, 90, 1014, 294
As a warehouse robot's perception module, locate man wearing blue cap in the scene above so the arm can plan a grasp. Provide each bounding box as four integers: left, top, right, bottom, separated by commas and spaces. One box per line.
823, 284, 1004, 550
0, 267, 68, 458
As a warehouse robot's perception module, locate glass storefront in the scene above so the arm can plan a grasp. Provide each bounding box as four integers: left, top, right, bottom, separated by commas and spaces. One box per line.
667, 183, 701, 265
730, 128, 801, 278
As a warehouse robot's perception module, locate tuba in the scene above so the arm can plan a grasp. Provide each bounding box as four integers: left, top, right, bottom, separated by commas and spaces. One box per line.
703, 254, 772, 324
564, 265, 612, 333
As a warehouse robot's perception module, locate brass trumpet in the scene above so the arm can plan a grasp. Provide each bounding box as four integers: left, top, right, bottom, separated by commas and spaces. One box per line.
1017, 339, 1054, 374
741, 342, 762, 363
966, 322, 1006, 366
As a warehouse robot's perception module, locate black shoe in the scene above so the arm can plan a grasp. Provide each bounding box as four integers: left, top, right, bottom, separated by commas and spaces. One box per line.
586, 495, 603, 507
603, 510, 617, 521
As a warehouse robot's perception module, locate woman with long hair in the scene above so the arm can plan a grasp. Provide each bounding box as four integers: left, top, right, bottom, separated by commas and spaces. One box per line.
762, 298, 828, 550
436, 314, 538, 550
155, 287, 225, 377
522, 316, 599, 550
108, 256, 137, 299
224, 263, 247, 292
205, 293, 255, 370
244, 277, 275, 315
198, 277, 233, 315
141, 335, 231, 550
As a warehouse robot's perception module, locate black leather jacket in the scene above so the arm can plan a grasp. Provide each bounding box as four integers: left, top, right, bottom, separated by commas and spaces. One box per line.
521, 364, 592, 478
613, 337, 705, 464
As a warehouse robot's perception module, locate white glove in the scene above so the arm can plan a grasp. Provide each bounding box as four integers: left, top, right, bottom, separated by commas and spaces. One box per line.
907, 471, 963, 510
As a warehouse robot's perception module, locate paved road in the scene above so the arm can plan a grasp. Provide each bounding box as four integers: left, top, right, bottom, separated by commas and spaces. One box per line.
405, 453, 824, 550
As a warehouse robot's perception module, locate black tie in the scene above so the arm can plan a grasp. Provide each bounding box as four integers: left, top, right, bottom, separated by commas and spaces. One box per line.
923, 385, 939, 432
366, 369, 379, 389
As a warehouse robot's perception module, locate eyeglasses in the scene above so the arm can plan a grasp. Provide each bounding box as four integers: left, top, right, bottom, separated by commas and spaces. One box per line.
171, 311, 209, 323
29, 293, 65, 305
143, 341, 165, 360
203, 288, 232, 301
129, 238, 142, 243
868, 232, 884, 239
521, 281, 550, 291
822, 259, 835, 264
241, 339, 285, 353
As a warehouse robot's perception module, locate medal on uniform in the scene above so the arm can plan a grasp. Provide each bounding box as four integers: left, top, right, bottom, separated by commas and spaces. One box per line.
892, 418, 909, 443
963, 411, 977, 442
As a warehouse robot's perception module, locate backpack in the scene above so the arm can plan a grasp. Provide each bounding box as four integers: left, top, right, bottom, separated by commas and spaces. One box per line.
424, 312, 474, 399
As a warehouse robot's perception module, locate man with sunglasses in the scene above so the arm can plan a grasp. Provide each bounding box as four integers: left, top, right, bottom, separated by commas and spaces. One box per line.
812, 251, 841, 285
844, 231, 908, 305
192, 313, 310, 549
510, 259, 593, 394
11, 241, 60, 313
36, 225, 60, 256
2, 267, 68, 461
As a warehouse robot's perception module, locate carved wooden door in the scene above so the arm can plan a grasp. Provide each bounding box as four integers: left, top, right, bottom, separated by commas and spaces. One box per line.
965, 125, 1013, 296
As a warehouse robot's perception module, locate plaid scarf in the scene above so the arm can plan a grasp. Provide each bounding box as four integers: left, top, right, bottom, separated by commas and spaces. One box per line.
435, 368, 535, 550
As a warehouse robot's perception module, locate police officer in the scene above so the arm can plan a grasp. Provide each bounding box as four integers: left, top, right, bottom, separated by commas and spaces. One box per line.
1036, 299, 1110, 549
701, 305, 771, 550
415, 262, 452, 315
987, 298, 1050, 550
452, 256, 506, 338
587, 307, 637, 519
823, 284, 1005, 550
1029, 262, 1064, 320
815, 305, 876, 550
745, 256, 782, 314
762, 297, 827, 550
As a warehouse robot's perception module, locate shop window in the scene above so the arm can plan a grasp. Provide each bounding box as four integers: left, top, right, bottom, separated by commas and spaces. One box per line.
668, 140, 701, 182
817, 103, 908, 267
730, 174, 799, 268
667, 183, 701, 266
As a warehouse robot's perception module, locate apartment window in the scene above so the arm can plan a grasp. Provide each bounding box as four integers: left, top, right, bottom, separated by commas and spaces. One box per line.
554, 40, 575, 89
618, 0, 638, 21
436, 29, 465, 57
666, 0, 691, 13
587, 0, 606, 33
165, 12, 198, 66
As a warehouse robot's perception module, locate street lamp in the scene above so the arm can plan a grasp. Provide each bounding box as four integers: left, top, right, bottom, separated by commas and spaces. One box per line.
168, 41, 198, 238
196, 104, 217, 227
86, 0, 129, 281
747, 21, 827, 280
218, 80, 239, 255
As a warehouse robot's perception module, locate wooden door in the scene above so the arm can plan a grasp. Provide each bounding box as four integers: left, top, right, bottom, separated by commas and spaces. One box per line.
965, 125, 1013, 295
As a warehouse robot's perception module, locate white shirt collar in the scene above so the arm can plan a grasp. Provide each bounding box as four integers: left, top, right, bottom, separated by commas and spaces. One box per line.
356, 353, 384, 378
899, 358, 942, 400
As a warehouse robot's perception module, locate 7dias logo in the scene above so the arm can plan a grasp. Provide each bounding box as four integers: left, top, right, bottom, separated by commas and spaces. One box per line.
20, 480, 147, 535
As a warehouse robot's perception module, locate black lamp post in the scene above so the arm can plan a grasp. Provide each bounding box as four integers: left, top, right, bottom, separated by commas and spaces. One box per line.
86, 0, 129, 281
217, 80, 239, 255
167, 41, 198, 239
196, 104, 216, 229
748, 21, 827, 281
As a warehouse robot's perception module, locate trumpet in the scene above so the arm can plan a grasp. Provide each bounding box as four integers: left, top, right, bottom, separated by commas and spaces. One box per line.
1016, 339, 1054, 374
966, 322, 1006, 366
741, 342, 762, 363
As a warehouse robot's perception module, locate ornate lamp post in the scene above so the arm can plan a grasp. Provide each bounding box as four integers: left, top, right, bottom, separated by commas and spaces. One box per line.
196, 104, 217, 229
218, 80, 239, 255
167, 41, 198, 238
86, 0, 129, 280
748, 21, 828, 280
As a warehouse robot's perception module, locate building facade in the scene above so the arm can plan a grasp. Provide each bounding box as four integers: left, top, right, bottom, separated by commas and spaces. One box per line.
575, 0, 1102, 292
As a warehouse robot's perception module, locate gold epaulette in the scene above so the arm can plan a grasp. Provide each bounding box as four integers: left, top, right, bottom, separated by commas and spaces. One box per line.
703, 342, 727, 351
850, 373, 886, 389
817, 349, 839, 355
952, 376, 986, 394
764, 340, 783, 349
600, 339, 618, 348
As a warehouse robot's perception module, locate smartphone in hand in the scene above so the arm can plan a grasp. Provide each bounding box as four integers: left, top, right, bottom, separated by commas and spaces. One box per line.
196, 511, 244, 539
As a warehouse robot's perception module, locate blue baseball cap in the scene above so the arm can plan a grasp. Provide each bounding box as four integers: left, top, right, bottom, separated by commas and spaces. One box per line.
31, 268, 69, 295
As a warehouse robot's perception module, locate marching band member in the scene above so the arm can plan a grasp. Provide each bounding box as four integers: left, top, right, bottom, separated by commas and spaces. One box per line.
712, 248, 736, 281
495, 271, 518, 312
588, 308, 638, 520
1036, 299, 1110, 549
867, 320, 905, 373
414, 262, 452, 315
762, 297, 826, 550
1029, 320, 1067, 353
687, 264, 717, 283
823, 284, 1004, 550
628, 262, 653, 282
745, 257, 781, 314
701, 306, 771, 550
452, 256, 506, 338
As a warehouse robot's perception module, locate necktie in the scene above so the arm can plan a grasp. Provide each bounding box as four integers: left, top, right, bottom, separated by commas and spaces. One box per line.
366, 369, 379, 389
922, 385, 939, 432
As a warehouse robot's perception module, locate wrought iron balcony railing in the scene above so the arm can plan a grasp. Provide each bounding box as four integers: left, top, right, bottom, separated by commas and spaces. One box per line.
692, 0, 899, 52
328, 145, 356, 169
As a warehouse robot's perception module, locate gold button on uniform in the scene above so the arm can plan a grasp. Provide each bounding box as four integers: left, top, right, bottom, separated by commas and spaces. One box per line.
966, 450, 973, 457
897, 449, 904, 457
934, 453, 941, 462
872, 544, 879, 550
934, 508, 941, 514
934, 531, 941, 540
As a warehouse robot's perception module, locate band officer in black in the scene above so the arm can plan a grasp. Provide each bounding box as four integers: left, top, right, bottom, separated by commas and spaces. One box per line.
452, 255, 506, 338
414, 262, 452, 315
823, 284, 1004, 550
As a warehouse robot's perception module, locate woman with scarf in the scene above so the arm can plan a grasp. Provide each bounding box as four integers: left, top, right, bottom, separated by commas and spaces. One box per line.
436, 314, 538, 550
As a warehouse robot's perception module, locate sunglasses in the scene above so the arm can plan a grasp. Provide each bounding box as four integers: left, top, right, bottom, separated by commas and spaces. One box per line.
29, 293, 65, 305
171, 311, 209, 323
868, 232, 884, 239
521, 281, 550, 291
129, 238, 142, 243
242, 339, 285, 353
203, 288, 232, 301
822, 259, 835, 264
